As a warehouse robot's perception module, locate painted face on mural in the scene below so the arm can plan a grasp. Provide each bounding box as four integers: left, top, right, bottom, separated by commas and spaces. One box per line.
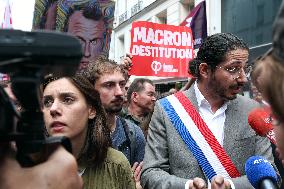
68, 10, 106, 70
44, 2, 57, 30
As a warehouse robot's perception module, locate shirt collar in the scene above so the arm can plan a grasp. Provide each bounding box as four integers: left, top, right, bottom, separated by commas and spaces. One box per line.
194, 81, 206, 107
125, 113, 141, 125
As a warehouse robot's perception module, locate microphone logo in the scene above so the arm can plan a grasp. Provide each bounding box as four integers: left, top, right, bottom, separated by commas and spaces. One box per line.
253, 158, 269, 164
264, 117, 271, 124
267, 130, 276, 142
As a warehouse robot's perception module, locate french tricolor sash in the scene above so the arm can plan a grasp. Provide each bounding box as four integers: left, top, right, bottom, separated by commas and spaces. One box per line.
159, 92, 241, 181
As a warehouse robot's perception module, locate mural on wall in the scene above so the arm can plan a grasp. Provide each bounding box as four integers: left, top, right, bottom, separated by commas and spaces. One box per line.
32, 0, 115, 70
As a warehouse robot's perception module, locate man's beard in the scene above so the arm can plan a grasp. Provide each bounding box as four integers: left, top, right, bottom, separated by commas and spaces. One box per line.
104, 96, 124, 114
138, 103, 155, 116
104, 104, 123, 114
208, 76, 239, 101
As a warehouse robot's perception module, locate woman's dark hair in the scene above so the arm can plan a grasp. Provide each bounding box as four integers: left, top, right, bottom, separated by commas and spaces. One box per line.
43, 73, 111, 166
253, 55, 284, 123
189, 33, 249, 79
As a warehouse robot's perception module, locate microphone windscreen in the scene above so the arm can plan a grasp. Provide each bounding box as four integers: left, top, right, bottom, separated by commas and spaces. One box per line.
248, 107, 273, 136
245, 156, 278, 188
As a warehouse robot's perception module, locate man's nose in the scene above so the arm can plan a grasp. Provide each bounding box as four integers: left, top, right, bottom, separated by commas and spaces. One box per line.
236, 69, 248, 83
114, 85, 124, 96
83, 41, 91, 57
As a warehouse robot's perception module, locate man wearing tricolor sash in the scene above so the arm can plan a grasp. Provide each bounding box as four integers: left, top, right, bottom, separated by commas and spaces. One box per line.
141, 33, 276, 189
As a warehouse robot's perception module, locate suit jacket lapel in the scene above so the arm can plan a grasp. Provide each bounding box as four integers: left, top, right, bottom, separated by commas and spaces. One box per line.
223, 100, 239, 152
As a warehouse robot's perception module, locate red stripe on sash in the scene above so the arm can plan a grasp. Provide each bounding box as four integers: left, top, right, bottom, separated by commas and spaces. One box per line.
174, 92, 241, 178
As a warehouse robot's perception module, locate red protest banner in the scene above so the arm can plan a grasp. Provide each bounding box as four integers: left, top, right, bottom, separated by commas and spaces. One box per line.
129, 21, 194, 77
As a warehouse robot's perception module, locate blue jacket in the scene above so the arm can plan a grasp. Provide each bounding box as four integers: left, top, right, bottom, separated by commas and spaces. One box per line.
111, 116, 146, 166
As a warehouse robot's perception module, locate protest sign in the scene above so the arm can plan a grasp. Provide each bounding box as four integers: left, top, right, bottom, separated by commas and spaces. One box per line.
129, 21, 194, 77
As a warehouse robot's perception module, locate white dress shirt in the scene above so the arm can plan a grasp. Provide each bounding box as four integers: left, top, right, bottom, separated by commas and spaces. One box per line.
194, 82, 227, 146
185, 82, 235, 189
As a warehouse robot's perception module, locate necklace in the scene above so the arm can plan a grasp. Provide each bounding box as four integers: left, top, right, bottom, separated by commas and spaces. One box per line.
78, 167, 86, 177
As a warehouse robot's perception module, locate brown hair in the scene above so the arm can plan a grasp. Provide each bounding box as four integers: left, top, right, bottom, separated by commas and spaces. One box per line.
43, 73, 111, 166
83, 57, 128, 84
252, 54, 284, 123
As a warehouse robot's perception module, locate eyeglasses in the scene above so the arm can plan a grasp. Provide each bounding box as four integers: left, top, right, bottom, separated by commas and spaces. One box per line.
216, 65, 252, 79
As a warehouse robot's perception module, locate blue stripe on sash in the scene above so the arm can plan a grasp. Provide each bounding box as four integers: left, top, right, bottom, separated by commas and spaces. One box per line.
160, 97, 217, 180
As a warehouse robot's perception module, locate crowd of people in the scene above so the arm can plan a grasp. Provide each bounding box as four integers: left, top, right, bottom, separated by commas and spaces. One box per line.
2, 1, 284, 189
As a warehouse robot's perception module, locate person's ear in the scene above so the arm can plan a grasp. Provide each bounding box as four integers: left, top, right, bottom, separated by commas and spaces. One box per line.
88, 107, 96, 119
132, 92, 139, 102
199, 63, 210, 79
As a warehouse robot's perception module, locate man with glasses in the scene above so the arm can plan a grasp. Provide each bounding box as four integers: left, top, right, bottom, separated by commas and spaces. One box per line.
141, 33, 275, 189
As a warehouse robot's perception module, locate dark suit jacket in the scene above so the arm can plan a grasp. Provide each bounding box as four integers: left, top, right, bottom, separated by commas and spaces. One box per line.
141, 87, 274, 189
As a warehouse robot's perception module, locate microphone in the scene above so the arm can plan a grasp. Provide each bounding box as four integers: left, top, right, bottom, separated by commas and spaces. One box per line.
248, 107, 276, 144
245, 156, 279, 189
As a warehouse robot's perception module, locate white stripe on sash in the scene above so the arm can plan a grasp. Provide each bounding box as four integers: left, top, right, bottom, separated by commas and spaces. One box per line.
167, 95, 231, 179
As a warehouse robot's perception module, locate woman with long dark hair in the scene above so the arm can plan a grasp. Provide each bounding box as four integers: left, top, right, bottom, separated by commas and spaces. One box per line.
42, 74, 135, 189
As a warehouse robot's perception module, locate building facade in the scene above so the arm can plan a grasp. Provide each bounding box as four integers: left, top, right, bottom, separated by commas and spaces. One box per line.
110, 0, 282, 94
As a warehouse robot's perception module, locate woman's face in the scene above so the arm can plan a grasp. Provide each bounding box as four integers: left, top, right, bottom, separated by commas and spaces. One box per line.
42, 78, 96, 142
